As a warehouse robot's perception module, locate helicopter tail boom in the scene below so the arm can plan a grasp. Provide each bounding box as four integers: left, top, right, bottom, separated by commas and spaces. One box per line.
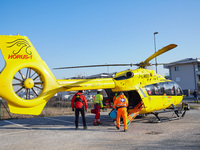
57, 78, 115, 91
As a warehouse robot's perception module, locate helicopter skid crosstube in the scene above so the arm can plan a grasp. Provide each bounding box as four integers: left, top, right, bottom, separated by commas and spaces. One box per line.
150, 112, 182, 123
150, 103, 190, 123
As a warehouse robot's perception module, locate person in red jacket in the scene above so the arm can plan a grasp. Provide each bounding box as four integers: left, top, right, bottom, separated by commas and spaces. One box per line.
71, 90, 88, 130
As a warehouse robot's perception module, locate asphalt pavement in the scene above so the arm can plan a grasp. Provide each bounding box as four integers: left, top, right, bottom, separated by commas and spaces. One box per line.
0, 103, 200, 150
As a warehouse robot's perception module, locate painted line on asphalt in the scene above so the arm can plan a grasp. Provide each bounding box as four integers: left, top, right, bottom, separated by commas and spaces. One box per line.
44, 117, 80, 125
0, 120, 34, 136
44, 116, 94, 126
3, 120, 33, 130
0, 130, 32, 136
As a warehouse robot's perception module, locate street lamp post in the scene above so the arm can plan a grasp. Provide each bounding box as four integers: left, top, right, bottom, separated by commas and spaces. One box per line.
154, 32, 159, 73
106, 62, 109, 73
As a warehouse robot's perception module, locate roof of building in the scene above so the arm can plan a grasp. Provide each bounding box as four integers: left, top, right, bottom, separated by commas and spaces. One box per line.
164, 58, 200, 68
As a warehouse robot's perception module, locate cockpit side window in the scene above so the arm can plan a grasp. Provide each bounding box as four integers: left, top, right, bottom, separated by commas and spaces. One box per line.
157, 82, 165, 95
145, 82, 183, 96
173, 82, 183, 96
165, 82, 175, 95
145, 84, 154, 95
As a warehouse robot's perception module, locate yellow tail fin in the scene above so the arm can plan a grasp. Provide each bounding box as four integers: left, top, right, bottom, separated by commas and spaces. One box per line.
0, 35, 59, 115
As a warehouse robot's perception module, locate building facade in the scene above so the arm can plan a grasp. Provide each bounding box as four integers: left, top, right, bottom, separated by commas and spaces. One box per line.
164, 58, 200, 95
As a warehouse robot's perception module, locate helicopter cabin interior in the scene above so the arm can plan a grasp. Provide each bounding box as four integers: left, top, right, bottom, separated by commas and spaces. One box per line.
104, 89, 142, 110
124, 90, 142, 110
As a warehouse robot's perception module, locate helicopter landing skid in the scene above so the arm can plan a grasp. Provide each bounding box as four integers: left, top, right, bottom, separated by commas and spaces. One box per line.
150, 102, 190, 123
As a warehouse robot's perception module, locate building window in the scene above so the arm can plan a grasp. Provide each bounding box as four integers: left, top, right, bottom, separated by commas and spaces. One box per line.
176, 77, 180, 82
198, 65, 200, 71
175, 66, 179, 71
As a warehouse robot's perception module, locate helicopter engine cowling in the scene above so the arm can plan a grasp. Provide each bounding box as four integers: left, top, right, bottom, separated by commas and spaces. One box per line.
125, 71, 134, 78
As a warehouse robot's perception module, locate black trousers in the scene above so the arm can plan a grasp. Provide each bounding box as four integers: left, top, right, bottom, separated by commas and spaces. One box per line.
75, 107, 86, 127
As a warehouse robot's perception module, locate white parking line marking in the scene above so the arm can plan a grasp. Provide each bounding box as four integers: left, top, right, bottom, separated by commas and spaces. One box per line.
0, 130, 32, 136
4, 120, 33, 130
44, 117, 75, 124
44, 116, 94, 125
0, 120, 34, 136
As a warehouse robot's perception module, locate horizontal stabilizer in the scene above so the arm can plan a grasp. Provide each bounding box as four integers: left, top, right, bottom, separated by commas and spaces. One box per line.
8, 102, 47, 115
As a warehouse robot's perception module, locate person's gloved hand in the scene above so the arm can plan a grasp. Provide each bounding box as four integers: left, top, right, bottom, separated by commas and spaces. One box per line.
72, 108, 74, 111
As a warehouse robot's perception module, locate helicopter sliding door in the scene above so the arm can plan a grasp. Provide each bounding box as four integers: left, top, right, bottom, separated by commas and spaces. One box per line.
145, 83, 165, 110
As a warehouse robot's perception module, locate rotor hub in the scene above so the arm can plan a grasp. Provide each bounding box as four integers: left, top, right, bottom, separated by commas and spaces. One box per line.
24, 78, 34, 89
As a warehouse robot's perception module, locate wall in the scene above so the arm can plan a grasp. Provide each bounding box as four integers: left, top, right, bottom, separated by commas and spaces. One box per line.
169, 64, 196, 92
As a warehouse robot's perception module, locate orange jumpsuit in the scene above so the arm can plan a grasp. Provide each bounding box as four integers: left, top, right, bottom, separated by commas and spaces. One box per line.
113, 94, 128, 130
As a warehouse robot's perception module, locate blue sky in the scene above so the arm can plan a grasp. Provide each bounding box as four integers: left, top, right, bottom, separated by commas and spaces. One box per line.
0, 0, 200, 79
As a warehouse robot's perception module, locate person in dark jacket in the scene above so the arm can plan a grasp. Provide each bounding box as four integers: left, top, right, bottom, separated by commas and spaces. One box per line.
71, 90, 88, 130
193, 90, 198, 103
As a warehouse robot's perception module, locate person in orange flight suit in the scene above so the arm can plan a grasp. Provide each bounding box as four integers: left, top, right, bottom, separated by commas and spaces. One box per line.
113, 92, 129, 132
112, 92, 119, 124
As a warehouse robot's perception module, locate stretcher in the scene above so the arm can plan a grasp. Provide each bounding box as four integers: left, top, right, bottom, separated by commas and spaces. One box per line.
109, 101, 144, 125
127, 101, 144, 125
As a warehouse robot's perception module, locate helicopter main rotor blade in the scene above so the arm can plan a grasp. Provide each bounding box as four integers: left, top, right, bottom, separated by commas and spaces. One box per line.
53, 44, 177, 70
53, 63, 138, 70
140, 44, 177, 67
152, 62, 182, 66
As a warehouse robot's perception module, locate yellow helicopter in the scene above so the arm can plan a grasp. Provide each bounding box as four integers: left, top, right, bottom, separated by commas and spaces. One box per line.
0, 35, 188, 123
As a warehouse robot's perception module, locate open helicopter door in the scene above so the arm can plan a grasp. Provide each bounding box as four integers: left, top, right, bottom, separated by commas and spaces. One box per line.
125, 88, 146, 124
108, 90, 144, 124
